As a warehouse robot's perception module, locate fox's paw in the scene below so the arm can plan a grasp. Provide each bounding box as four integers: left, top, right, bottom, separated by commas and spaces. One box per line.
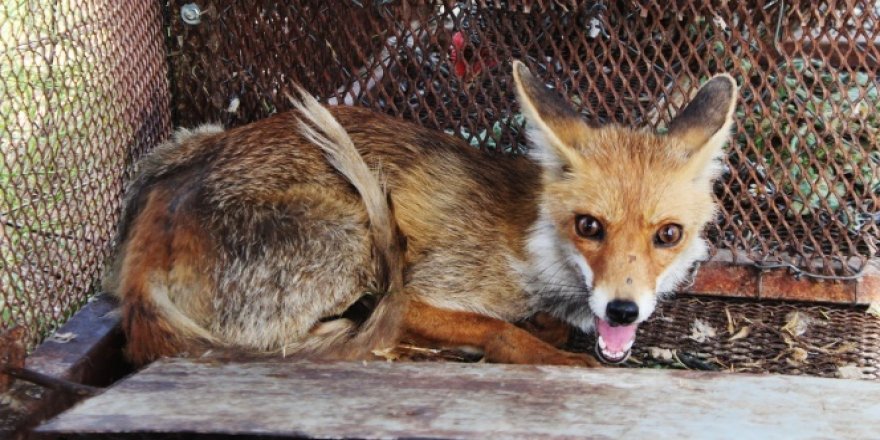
484, 330, 602, 367
539, 349, 602, 368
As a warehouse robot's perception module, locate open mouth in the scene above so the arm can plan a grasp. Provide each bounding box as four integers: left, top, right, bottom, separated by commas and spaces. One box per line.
594, 318, 637, 364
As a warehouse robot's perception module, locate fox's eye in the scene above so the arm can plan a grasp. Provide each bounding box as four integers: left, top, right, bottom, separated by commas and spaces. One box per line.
655, 224, 683, 247
575, 215, 604, 240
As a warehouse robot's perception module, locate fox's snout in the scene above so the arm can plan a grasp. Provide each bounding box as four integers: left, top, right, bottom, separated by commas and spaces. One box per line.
589, 282, 657, 325
605, 299, 639, 326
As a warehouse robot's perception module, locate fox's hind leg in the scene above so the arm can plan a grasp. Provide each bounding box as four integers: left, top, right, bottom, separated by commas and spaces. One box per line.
209, 185, 377, 354
404, 301, 600, 367
116, 188, 216, 365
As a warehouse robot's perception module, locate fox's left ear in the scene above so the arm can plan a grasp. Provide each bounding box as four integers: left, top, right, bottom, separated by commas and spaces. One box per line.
667, 75, 738, 178
513, 60, 590, 174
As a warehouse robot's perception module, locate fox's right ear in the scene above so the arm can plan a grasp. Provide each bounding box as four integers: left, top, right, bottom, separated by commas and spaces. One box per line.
513, 60, 590, 174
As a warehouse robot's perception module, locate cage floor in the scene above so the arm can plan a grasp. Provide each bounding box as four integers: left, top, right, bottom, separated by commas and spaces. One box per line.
395, 294, 880, 380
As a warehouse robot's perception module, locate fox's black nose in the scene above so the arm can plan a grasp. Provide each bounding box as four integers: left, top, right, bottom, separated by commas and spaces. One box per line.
606, 300, 639, 325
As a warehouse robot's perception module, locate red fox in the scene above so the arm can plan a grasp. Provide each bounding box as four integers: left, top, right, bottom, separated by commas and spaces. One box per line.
106, 61, 736, 366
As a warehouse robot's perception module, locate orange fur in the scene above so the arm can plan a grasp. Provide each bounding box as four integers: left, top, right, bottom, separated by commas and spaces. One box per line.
404, 302, 599, 366
117, 188, 212, 364
108, 62, 736, 367
517, 312, 573, 348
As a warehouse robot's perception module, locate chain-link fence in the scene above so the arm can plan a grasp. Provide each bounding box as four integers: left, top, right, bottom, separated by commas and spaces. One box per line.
169, 0, 879, 280
1, 1, 878, 354
0, 0, 170, 349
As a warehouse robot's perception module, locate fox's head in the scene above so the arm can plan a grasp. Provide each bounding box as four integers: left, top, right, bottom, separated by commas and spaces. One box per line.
513, 61, 736, 364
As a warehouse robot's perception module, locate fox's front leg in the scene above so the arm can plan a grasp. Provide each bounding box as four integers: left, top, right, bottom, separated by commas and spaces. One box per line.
404, 301, 600, 367
517, 312, 573, 348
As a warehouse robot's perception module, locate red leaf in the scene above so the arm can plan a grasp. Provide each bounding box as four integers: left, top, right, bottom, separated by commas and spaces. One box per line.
452, 31, 466, 49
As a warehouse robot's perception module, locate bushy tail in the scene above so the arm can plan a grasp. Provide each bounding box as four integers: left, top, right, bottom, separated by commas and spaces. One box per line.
287, 88, 407, 359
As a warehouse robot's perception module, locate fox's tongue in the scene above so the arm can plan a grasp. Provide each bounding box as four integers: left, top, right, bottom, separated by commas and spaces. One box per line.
595, 318, 637, 364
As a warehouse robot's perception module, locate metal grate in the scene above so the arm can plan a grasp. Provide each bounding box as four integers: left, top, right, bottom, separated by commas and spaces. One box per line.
586, 294, 880, 379
168, 0, 879, 283
0, 1, 171, 349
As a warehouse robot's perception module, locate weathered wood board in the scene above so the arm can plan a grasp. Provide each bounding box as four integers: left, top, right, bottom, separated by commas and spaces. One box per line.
1, 295, 126, 440
36, 359, 880, 439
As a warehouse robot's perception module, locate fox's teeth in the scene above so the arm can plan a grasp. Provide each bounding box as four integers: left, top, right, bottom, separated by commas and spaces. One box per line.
602, 348, 622, 359
595, 336, 633, 363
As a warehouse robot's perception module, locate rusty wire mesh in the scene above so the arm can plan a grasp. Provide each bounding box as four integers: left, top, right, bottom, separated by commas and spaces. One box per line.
0, 0, 878, 362
159, 0, 880, 378
0, 1, 171, 349
168, 0, 879, 281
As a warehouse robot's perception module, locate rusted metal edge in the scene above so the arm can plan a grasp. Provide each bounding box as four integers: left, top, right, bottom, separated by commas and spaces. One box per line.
1, 368, 102, 398
685, 251, 880, 305
0, 326, 27, 392
1, 294, 126, 440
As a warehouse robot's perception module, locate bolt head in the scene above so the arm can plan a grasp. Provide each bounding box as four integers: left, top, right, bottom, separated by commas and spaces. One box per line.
181, 3, 201, 25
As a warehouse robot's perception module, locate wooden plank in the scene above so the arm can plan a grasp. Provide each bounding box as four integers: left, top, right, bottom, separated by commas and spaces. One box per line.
685, 252, 880, 305
36, 359, 880, 439
26, 294, 126, 386
1, 294, 126, 440
687, 256, 758, 297
858, 260, 880, 304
